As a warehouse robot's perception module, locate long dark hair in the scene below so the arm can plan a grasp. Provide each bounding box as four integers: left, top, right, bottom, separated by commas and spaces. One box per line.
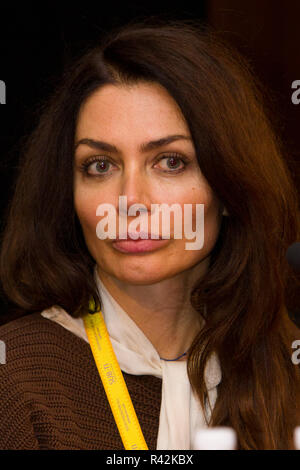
0, 17, 299, 449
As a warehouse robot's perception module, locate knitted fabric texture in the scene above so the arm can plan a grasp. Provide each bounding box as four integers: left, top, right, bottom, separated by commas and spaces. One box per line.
0, 313, 162, 450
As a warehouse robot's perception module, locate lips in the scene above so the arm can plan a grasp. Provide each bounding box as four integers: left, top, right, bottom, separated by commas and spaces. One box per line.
112, 237, 169, 253
114, 231, 164, 241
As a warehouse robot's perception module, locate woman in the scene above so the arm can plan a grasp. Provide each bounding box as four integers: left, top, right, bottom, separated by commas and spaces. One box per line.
0, 18, 299, 450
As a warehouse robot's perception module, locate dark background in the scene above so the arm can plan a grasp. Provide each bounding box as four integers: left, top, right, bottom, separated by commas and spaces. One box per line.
0, 1, 299, 325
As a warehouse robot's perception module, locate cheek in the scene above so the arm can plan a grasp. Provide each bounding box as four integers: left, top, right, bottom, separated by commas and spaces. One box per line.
186, 185, 221, 249
179, 184, 220, 226
74, 188, 101, 236
200, 192, 222, 250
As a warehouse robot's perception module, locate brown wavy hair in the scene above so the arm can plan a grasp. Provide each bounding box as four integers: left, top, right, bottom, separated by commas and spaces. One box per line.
0, 17, 299, 449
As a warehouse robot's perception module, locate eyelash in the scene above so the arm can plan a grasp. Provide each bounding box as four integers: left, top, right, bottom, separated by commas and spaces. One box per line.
78, 153, 189, 178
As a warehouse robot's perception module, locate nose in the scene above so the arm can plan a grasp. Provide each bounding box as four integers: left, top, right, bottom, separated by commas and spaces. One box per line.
118, 166, 151, 216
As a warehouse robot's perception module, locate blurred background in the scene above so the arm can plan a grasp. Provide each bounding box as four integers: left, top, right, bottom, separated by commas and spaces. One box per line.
0, 1, 299, 325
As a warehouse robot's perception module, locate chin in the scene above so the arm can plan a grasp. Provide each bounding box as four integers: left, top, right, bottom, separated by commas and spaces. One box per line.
94, 244, 192, 284
111, 268, 169, 285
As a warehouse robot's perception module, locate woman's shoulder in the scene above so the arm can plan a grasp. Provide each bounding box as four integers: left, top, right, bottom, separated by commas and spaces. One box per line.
0, 311, 90, 380
0, 311, 162, 450
0, 312, 78, 346
0, 310, 82, 345
0, 310, 56, 334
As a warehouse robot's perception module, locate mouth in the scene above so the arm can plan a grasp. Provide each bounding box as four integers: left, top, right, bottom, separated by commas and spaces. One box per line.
114, 231, 166, 241
112, 232, 170, 253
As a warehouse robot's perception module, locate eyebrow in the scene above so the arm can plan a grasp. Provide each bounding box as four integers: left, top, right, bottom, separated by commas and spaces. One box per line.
74, 134, 192, 154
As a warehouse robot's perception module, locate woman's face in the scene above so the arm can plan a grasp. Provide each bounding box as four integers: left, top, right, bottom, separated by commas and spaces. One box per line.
74, 81, 223, 285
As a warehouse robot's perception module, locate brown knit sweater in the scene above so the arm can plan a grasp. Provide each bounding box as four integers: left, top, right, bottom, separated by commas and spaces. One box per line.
0, 313, 162, 450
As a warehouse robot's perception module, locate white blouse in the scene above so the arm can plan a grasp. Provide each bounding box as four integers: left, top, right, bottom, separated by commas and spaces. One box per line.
41, 265, 222, 450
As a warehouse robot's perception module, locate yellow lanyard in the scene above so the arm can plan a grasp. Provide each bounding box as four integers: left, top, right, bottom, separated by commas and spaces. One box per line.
83, 304, 149, 450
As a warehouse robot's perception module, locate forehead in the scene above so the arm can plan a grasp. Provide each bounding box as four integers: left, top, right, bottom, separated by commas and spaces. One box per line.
75, 82, 190, 139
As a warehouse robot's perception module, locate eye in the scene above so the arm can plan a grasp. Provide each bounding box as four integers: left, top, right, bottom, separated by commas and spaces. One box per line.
155, 154, 187, 172
78, 153, 189, 178
79, 156, 114, 176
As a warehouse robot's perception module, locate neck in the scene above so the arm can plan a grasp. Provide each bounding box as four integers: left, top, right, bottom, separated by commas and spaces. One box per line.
96, 261, 208, 360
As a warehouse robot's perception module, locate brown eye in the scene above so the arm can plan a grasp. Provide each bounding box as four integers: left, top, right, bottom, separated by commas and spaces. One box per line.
93, 160, 111, 173
156, 154, 186, 172
165, 156, 182, 169
79, 157, 114, 177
